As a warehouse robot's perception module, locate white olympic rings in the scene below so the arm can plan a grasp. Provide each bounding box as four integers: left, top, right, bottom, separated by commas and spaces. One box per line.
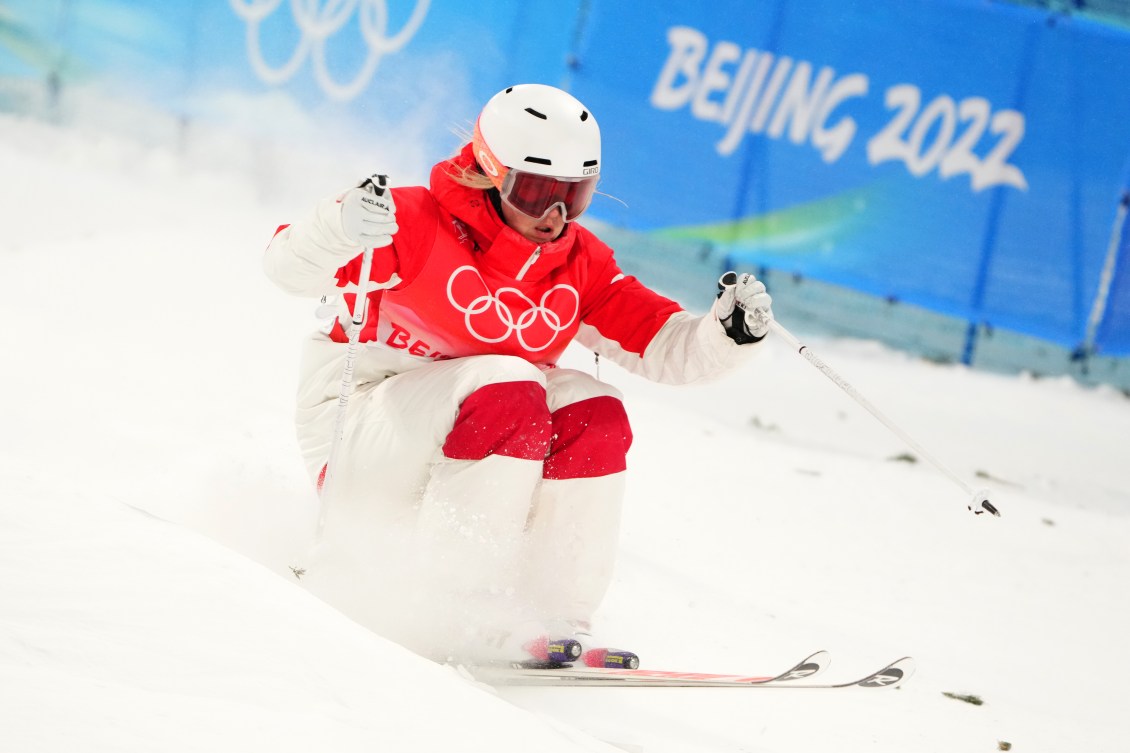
229, 0, 430, 101
446, 266, 580, 353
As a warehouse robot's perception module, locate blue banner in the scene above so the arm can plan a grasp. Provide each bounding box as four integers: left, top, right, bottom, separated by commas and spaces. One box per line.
2, 0, 1129, 356
0, 0, 577, 160
570, 0, 1130, 354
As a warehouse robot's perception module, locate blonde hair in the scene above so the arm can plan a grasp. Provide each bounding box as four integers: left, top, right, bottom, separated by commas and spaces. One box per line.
447, 155, 496, 191
440, 124, 494, 191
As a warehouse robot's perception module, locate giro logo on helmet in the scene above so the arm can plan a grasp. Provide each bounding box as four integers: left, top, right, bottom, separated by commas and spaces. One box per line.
446, 266, 580, 352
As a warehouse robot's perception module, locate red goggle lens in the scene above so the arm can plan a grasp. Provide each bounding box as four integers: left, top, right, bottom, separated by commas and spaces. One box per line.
501, 171, 598, 221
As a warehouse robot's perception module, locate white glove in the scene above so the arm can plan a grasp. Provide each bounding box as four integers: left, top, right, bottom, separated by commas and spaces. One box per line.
716, 271, 773, 343
340, 174, 398, 248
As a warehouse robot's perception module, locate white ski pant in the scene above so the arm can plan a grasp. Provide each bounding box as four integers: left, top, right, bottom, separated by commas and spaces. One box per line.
293, 353, 632, 659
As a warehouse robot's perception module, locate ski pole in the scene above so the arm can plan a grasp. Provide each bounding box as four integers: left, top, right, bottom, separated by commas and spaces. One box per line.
753, 309, 999, 517
316, 175, 403, 534
318, 245, 374, 534
317, 249, 402, 536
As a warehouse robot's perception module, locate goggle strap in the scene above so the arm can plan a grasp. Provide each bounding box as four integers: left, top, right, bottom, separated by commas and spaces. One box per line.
471, 116, 508, 191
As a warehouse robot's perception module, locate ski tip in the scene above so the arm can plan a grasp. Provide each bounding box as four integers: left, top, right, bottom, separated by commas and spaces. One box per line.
760, 649, 831, 684
854, 656, 916, 689
801, 650, 832, 675
807, 649, 831, 667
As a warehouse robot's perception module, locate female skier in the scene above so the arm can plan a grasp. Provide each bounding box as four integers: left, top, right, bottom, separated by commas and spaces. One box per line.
263, 84, 773, 667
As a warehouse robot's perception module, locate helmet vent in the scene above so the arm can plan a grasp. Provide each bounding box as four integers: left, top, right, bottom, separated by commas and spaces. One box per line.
524, 107, 548, 120
524, 156, 553, 166
580, 111, 589, 121
583, 160, 598, 167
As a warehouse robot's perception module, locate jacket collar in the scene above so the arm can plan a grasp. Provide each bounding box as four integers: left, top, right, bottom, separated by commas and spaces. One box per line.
430, 143, 577, 282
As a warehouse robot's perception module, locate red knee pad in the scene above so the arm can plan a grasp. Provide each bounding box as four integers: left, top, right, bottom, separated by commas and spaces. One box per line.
543, 396, 633, 480
442, 381, 552, 461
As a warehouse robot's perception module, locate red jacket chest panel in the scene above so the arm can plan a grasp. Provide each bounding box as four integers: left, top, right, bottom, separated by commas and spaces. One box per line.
375, 220, 582, 365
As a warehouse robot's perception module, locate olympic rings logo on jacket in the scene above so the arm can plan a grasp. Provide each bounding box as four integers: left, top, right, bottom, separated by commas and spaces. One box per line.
446, 266, 580, 353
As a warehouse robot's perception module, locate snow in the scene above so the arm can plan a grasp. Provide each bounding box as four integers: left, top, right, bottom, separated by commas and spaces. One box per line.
2, 111, 1129, 752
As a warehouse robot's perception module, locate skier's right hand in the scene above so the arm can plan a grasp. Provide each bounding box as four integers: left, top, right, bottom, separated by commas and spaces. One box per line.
340, 173, 399, 248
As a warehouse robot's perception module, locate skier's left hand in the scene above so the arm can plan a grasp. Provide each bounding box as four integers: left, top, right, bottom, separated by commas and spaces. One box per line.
716, 271, 773, 343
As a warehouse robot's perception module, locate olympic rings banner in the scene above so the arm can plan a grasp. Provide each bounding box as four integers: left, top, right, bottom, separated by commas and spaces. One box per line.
0, 0, 575, 168
2, 0, 1129, 355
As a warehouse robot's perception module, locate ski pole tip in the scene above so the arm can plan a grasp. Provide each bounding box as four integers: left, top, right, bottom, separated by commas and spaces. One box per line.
969, 488, 1001, 517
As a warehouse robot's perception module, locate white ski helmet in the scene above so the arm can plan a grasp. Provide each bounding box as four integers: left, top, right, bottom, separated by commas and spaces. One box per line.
472, 84, 601, 183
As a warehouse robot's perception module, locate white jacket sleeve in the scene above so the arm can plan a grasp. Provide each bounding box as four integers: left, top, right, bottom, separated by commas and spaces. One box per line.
263, 193, 363, 297
574, 300, 761, 385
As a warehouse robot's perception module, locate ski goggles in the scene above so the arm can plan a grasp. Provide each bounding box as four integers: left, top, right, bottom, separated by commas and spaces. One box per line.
499, 169, 598, 222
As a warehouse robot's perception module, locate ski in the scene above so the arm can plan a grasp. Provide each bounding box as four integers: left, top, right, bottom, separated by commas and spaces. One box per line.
475, 652, 914, 689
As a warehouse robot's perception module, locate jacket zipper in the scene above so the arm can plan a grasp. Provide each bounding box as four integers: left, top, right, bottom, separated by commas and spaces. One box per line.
515, 246, 542, 281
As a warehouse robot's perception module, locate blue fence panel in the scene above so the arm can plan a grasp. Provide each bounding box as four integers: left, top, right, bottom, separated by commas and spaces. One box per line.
570, 0, 1130, 354
2, 0, 1129, 356
0, 0, 67, 77
0, 0, 579, 159
1095, 195, 1130, 354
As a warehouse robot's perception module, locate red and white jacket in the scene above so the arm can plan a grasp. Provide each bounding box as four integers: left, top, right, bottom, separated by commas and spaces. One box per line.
264, 143, 755, 394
